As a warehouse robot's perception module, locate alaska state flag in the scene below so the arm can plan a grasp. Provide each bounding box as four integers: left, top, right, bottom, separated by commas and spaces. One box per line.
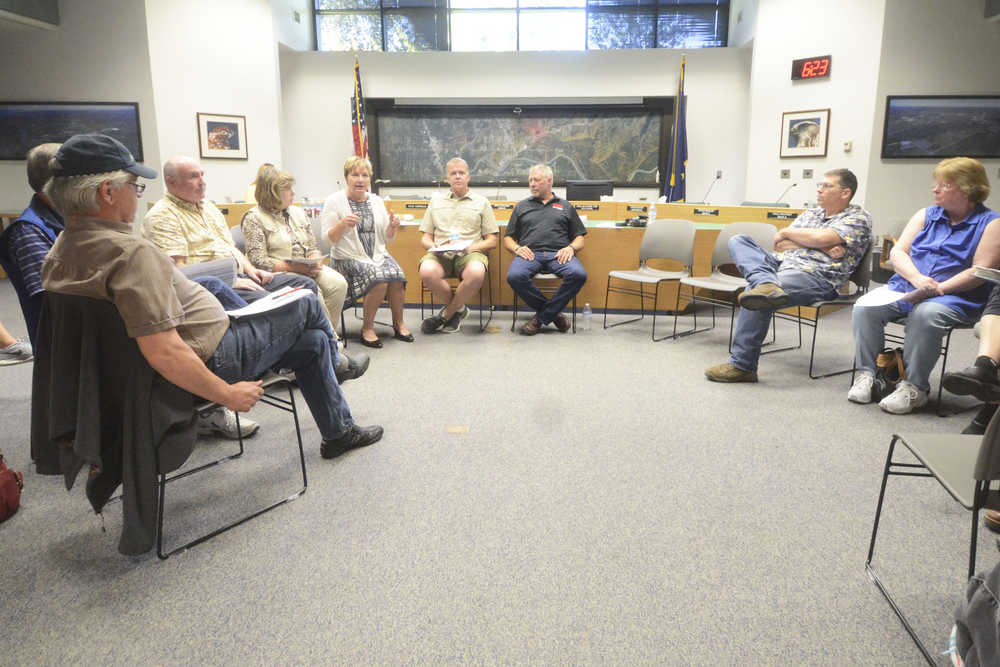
663, 58, 687, 202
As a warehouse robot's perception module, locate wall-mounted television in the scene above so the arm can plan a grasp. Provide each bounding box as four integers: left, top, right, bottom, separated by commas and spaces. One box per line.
565, 179, 613, 201
881, 95, 1000, 159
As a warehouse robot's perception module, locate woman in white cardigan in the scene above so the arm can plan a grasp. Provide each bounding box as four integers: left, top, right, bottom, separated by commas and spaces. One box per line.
320, 155, 411, 348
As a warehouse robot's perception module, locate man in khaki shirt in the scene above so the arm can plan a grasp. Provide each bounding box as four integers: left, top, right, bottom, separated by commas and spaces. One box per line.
418, 157, 498, 334
42, 134, 383, 460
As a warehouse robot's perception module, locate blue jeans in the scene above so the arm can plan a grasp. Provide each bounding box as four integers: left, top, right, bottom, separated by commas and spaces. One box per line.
235, 272, 318, 303
727, 234, 837, 372
207, 293, 352, 440
852, 298, 971, 393
506, 252, 587, 325
193, 276, 248, 310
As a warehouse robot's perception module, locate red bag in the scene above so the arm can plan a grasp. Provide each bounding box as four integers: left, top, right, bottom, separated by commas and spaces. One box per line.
0, 451, 24, 522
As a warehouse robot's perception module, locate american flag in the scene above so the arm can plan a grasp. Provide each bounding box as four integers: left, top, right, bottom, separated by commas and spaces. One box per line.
351, 59, 368, 158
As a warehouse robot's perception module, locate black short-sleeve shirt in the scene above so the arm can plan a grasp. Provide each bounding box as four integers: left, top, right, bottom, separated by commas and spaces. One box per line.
505, 196, 587, 252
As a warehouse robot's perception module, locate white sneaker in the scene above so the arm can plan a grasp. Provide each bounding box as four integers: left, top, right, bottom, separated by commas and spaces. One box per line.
197, 407, 260, 439
878, 380, 929, 415
0, 339, 33, 366
847, 372, 875, 404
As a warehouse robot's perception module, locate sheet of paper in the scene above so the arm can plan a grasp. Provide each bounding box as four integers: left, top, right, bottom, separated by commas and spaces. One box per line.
431, 239, 473, 253
854, 286, 907, 308
282, 256, 323, 266
227, 286, 312, 319
974, 266, 1000, 285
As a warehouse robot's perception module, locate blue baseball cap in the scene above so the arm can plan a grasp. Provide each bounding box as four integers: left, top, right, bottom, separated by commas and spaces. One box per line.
52, 133, 157, 179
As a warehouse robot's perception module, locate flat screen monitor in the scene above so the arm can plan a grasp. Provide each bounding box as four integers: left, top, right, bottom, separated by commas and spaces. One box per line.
566, 179, 613, 202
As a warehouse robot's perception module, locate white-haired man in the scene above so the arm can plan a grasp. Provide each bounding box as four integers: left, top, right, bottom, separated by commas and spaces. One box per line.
419, 157, 498, 334
42, 134, 383, 461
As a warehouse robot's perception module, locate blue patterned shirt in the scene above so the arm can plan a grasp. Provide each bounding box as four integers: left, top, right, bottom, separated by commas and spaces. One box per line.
775, 203, 872, 288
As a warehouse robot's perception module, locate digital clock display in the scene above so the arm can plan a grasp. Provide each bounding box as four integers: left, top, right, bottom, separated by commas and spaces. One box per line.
791, 55, 831, 80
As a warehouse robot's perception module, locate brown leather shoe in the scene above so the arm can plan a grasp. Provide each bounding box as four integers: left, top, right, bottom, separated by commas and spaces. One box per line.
553, 313, 571, 332
519, 316, 541, 336
985, 509, 1000, 534
738, 283, 789, 311
704, 362, 758, 383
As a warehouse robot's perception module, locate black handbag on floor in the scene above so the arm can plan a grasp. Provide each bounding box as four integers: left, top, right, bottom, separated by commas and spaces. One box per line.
872, 347, 905, 402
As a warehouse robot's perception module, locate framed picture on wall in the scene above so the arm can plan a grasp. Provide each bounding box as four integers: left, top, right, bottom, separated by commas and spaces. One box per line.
881, 95, 1000, 159
779, 109, 830, 158
197, 112, 248, 160
0, 102, 143, 160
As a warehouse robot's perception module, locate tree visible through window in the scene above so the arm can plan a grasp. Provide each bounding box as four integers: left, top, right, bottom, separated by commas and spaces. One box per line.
315, 0, 727, 51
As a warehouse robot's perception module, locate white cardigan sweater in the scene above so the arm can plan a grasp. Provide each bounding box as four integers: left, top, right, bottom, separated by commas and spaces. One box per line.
319, 189, 392, 266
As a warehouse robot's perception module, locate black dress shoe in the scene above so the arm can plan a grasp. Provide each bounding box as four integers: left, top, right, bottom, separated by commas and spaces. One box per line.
943, 364, 1000, 402
321, 424, 384, 459
335, 351, 370, 384
359, 336, 382, 348
392, 327, 414, 342
963, 403, 999, 435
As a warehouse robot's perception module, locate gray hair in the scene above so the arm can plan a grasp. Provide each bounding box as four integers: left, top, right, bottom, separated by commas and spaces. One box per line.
163, 155, 199, 182
45, 168, 131, 216
26, 143, 61, 193
445, 157, 468, 172
530, 164, 553, 181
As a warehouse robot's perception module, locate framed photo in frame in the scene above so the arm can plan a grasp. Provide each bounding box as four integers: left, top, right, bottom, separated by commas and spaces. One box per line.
0, 102, 143, 161
779, 109, 830, 158
881, 95, 1000, 159
197, 113, 247, 160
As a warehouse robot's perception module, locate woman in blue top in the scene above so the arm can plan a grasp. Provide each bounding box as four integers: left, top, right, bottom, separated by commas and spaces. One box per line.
849, 157, 1000, 414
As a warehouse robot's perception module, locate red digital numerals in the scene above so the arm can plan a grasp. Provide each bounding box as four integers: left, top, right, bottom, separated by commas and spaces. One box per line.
800, 58, 829, 78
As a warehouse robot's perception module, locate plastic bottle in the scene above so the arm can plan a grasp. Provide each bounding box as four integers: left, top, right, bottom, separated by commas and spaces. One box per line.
648, 201, 657, 225
582, 303, 593, 331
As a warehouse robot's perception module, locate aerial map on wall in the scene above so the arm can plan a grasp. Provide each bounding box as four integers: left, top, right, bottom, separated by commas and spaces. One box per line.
375, 110, 662, 186
882, 96, 1000, 159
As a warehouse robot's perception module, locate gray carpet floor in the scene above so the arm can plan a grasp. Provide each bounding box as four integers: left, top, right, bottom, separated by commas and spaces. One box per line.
0, 277, 990, 665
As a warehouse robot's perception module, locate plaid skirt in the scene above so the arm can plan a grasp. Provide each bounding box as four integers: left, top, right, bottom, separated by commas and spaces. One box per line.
333, 255, 406, 301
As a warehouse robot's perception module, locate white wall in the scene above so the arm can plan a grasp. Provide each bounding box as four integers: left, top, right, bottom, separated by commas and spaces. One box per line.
144, 0, 284, 204
865, 0, 1000, 236
744, 0, 885, 209
728, 0, 758, 49
0, 0, 159, 211
271, 0, 314, 51
279, 48, 752, 206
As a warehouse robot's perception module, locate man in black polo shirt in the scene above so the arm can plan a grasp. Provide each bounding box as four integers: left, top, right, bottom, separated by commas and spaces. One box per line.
504, 164, 587, 335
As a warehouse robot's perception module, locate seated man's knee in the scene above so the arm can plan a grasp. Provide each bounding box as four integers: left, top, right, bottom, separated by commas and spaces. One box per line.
909, 302, 959, 331
507, 265, 533, 288
462, 263, 486, 287
419, 260, 443, 283
727, 234, 753, 254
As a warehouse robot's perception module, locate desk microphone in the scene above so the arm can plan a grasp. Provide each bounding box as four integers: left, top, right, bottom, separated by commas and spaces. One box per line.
775, 182, 798, 205
699, 173, 721, 204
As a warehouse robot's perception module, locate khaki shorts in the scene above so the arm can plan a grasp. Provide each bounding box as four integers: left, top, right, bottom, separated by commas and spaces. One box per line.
419, 251, 489, 279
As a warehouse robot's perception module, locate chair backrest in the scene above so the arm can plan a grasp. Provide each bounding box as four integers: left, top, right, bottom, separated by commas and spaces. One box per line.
638, 218, 697, 267
230, 225, 245, 253
311, 212, 332, 255
709, 222, 778, 268
847, 243, 872, 293
975, 407, 1000, 483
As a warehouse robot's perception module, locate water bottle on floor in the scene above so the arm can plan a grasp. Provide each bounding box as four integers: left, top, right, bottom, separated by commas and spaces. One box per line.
582, 303, 593, 331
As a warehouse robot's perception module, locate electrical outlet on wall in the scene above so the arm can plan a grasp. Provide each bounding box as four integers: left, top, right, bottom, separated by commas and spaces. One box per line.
802, 169, 813, 179
716, 170, 722, 179
780, 169, 790, 179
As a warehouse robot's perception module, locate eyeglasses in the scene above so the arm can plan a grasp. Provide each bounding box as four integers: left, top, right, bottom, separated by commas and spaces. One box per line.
933, 182, 957, 191
126, 181, 146, 196
817, 182, 843, 190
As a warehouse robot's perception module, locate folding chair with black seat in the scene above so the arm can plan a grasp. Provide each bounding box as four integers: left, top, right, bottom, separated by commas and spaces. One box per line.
511, 273, 578, 333
31, 293, 307, 560
774, 245, 872, 379
420, 265, 494, 332
866, 413, 1000, 664
602, 219, 696, 341
671, 222, 783, 351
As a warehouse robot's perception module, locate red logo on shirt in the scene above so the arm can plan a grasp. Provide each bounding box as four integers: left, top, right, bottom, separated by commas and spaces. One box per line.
552, 203, 563, 210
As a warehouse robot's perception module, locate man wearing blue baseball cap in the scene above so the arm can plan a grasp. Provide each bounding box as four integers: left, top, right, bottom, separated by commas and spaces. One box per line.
41, 134, 383, 459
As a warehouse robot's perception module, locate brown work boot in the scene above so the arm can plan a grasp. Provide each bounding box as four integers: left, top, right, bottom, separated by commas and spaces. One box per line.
705, 362, 758, 383
519, 316, 541, 336
553, 313, 571, 333
738, 283, 789, 311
